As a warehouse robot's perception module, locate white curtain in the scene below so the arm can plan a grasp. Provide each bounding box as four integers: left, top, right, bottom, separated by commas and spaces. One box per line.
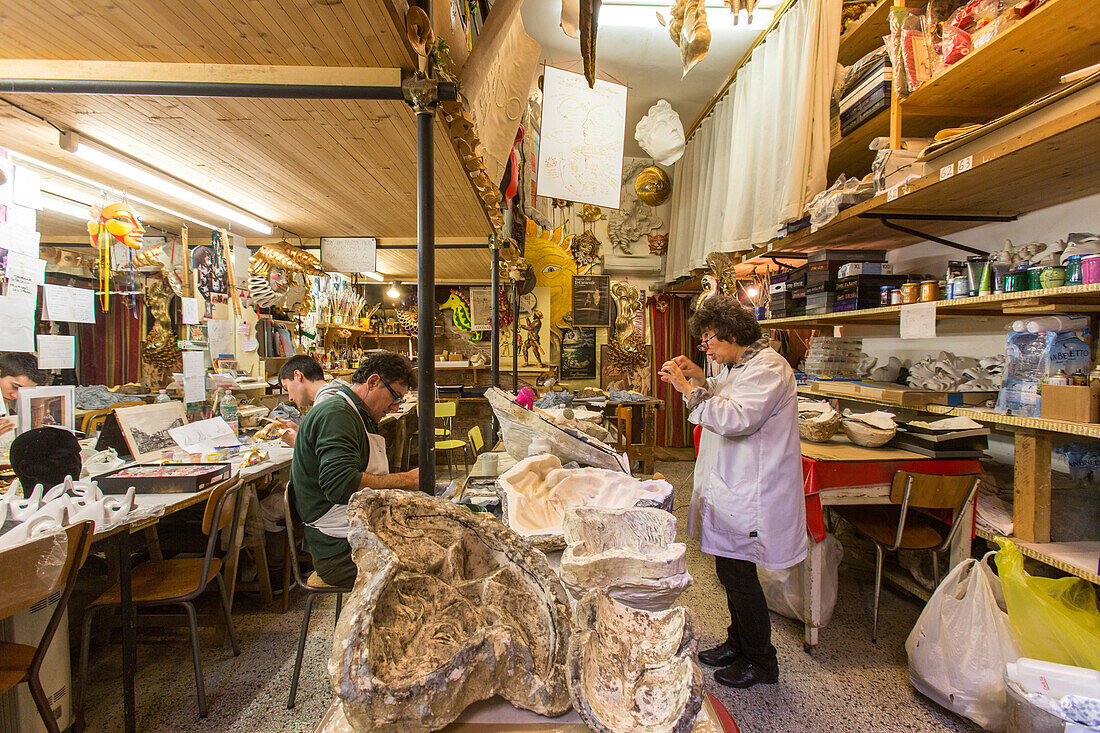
666, 0, 841, 280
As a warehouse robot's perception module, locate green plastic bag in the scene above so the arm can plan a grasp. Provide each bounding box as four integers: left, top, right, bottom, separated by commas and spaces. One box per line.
995, 540, 1100, 671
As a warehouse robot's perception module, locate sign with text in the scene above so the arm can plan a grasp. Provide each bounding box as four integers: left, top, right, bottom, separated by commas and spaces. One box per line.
320, 237, 377, 275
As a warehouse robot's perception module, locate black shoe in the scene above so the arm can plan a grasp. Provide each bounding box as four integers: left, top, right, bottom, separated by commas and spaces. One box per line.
714, 661, 779, 689
698, 642, 742, 667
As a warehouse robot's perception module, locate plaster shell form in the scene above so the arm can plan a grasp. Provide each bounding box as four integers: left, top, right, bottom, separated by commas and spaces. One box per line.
496, 454, 675, 551
330, 489, 573, 732
560, 506, 692, 611
568, 590, 704, 733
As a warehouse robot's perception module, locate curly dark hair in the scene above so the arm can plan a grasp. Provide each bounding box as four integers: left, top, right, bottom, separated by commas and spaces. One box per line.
0, 352, 52, 385
352, 351, 416, 389
688, 295, 762, 346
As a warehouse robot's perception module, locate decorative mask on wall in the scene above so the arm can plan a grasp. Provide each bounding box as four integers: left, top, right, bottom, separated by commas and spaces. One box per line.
647, 233, 669, 256
580, 204, 603, 222
634, 100, 686, 165
88, 202, 145, 251
635, 165, 672, 207
569, 230, 603, 268
607, 160, 665, 255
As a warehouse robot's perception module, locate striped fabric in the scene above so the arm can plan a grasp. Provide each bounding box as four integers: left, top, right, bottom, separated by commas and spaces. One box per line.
647, 293, 694, 448
78, 294, 144, 386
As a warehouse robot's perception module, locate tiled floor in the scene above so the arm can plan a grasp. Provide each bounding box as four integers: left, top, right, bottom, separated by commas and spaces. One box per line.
77, 460, 974, 732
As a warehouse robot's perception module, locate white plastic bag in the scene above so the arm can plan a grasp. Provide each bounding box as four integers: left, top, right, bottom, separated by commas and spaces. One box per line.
906, 552, 1021, 732
757, 533, 843, 626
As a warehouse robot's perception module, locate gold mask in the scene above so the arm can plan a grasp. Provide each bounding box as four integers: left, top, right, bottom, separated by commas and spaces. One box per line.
635, 165, 672, 206
88, 202, 146, 250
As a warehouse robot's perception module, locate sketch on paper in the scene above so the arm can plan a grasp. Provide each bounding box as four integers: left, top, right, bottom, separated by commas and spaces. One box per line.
536, 66, 627, 209
114, 402, 188, 462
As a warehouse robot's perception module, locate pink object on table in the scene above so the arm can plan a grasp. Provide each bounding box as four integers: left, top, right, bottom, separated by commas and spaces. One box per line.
515, 387, 536, 410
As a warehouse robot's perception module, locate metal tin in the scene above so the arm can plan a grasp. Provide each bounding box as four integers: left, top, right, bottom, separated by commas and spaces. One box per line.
900, 282, 920, 304
1048, 370, 1069, 386
1039, 265, 1066, 290
1065, 254, 1085, 285
889, 288, 902, 305
1004, 270, 1028, 293
949, 276, 969, 299
1027, 266, 1043, 290
1083, 254, 1100, 284
1071, 370, 1088, 386
919, 280, 940, 302
880, 285, 893, 306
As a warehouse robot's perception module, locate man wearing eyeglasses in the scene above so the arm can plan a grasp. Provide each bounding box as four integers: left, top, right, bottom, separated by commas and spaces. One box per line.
290, 351, 419, 586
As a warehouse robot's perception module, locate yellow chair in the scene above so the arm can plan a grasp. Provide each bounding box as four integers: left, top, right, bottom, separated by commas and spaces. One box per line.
434, 402, 468, 479
467, 425, 484, 459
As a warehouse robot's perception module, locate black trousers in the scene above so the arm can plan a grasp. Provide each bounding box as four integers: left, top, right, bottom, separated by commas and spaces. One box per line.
714, 555, 779, 674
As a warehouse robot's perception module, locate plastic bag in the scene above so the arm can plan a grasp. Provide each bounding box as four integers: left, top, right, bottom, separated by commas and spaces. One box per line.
757, 533, 843, 626
996, 541, 1100, 671
1055, 442, 1100, 482
906, 552, 1021, 732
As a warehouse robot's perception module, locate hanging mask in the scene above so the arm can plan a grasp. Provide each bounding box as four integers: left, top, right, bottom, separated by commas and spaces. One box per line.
635, 165, 672, 206
634, 99, 686, 165
88, 202, 145, 250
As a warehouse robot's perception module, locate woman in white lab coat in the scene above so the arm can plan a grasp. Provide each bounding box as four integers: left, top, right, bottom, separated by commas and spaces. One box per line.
660, 295, 806, 689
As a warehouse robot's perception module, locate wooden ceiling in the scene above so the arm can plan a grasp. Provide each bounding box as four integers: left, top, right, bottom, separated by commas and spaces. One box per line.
0, 0, 491, 255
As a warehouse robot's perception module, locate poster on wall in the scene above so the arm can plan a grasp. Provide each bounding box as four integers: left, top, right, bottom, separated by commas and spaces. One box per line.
560, 327, 597, 379
320, 237, 377, 274
191, 240, 228, 303
469, 287, 493, 331
536, 66, 627, 209
500, 286, 550, 368
572, 275, 611, 327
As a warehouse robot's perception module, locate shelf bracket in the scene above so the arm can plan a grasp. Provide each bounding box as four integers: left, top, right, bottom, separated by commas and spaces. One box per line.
859, 212, 1017, 257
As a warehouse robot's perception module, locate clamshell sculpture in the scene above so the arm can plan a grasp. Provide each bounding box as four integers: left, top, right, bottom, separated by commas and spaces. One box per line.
496, 454, 674, 551
561, 507, 692, 611
331, 489, 572, 732
569, 590, 704, 733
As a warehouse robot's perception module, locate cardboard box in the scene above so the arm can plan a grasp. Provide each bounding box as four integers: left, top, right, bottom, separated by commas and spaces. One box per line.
838, 262, 892, 278
807, 249, 888, 263
1040, 383, 1100, 423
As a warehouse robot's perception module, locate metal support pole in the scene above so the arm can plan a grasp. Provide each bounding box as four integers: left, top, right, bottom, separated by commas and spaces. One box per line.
407, 75, 437, 495
512, 282, 520, 391
490, 241, 501, 438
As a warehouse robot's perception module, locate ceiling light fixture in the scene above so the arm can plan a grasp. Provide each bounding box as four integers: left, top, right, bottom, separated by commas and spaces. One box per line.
60, 131, 273, 235
361, 271, 385, 282
10, 152, 223, 231
41, 192, 92, 221
599, 0, 773, 28
386, 281, 402, 299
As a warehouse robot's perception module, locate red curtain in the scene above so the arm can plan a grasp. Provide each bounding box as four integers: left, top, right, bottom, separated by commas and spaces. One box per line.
77, 294, 144, 386
648, 293, 693, 448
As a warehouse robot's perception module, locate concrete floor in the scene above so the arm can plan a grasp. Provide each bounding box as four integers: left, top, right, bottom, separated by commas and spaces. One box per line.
78, 460, 974, 732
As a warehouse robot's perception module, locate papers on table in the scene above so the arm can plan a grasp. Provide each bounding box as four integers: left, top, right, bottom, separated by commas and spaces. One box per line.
42, 284, 96, 323
168, 417, 240, 453
36, 335, 76, 370
0, 294, 36, 352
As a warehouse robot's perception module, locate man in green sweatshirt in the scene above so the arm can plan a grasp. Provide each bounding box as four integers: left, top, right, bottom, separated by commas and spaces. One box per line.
290, 351, 419, 586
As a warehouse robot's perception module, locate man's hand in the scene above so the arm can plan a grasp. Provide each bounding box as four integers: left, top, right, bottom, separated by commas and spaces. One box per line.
0, 419, 14, 438
277, 418, 298, 447
359, 467, 421, 490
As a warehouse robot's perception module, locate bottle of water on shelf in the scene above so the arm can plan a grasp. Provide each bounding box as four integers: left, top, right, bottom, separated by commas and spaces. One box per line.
220, 389, 239, 434
156, 389, 171, 403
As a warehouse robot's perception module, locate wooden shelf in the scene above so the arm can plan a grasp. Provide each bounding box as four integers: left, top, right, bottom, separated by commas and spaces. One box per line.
798, 384, 1100, 440
838, 1, 892, 66
748, 102, 1100, 264
902, 0, 1100, 118
318, 322, 367, 333
975, 529, 1100, 585
828, 108, 890, 181
765, 282, 1100, 329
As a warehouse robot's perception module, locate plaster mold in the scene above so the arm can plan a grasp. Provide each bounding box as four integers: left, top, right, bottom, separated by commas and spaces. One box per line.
560, 507, 692, 611
331, 489, 572, 733
568, 590, 703, 733
496, 454, 674, 551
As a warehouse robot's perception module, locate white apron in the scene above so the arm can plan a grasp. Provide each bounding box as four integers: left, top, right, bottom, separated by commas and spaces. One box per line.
306, 390, 389, 539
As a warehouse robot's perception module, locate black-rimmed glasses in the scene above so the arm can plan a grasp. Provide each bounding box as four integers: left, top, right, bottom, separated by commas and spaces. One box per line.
379, 377, 404, 405
697, 334, 717, 352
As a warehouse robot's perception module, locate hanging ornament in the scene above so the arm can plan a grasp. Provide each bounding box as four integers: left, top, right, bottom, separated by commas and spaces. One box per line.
88, 200, 145, 311
635, 165, 672, 206
581, 204, 603, 222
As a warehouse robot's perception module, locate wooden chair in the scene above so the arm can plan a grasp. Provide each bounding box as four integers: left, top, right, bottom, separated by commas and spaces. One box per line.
611, 405, 638, 467
832, 470, 981, 643
77, 475, 244, 719
283, 483, 352, 709
0, 521, 94, 733
81, 401, 145, 434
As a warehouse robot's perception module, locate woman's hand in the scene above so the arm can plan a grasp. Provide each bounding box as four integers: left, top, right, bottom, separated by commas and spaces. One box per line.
669, 355, 704, 383
659, 360, 694, 396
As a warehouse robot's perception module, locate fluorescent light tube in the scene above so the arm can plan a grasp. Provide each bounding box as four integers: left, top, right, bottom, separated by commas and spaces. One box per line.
41, 194, 91, 221
361, 271, 385, 281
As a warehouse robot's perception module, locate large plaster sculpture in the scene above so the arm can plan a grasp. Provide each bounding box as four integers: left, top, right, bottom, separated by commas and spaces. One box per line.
569, 590, 704, 733
560, 507, 692, 611
331, 489, 572, 732
487, 387, 626, 472
635, 100, 686, 166
496, 453, 674, 551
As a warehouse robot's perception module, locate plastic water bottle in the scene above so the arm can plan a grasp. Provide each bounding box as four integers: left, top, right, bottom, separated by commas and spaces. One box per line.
156, 389, 171, 403
220, 389, 239, 434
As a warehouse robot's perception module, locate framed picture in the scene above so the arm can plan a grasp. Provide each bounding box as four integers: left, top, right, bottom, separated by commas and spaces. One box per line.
560, 327, 597, 379
17, 386, 75, 434
572, 275, 611, 327
114, 401, 188, 463
600, 344, 653, 395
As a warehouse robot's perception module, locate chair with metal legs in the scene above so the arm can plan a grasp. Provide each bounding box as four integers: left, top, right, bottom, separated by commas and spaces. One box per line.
77, 475, 243, 719
283, 482, 352, 709
433, 402, 468, 479
832, 470, 981, 643
0, 521, 94, 733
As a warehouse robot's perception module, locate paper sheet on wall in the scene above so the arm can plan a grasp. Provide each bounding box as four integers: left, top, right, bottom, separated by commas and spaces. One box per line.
182, 349, 206, 403
42, 284, 96, 323
536, 66, 628, 209
0, 294, 36, 352
0, 157, 12, 205
900, 303, 937, 339
11, 166, 41, 210
5, 251, 45, 300
181, 297, 199, 324
168, 416, 239, 453
0, 225, 39, 257
208, 319, 235, 359
36, 334, 76, 370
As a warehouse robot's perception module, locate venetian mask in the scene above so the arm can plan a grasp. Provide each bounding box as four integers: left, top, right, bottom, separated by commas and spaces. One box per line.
88, 202, 145, 250
635, 165, 672, 206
